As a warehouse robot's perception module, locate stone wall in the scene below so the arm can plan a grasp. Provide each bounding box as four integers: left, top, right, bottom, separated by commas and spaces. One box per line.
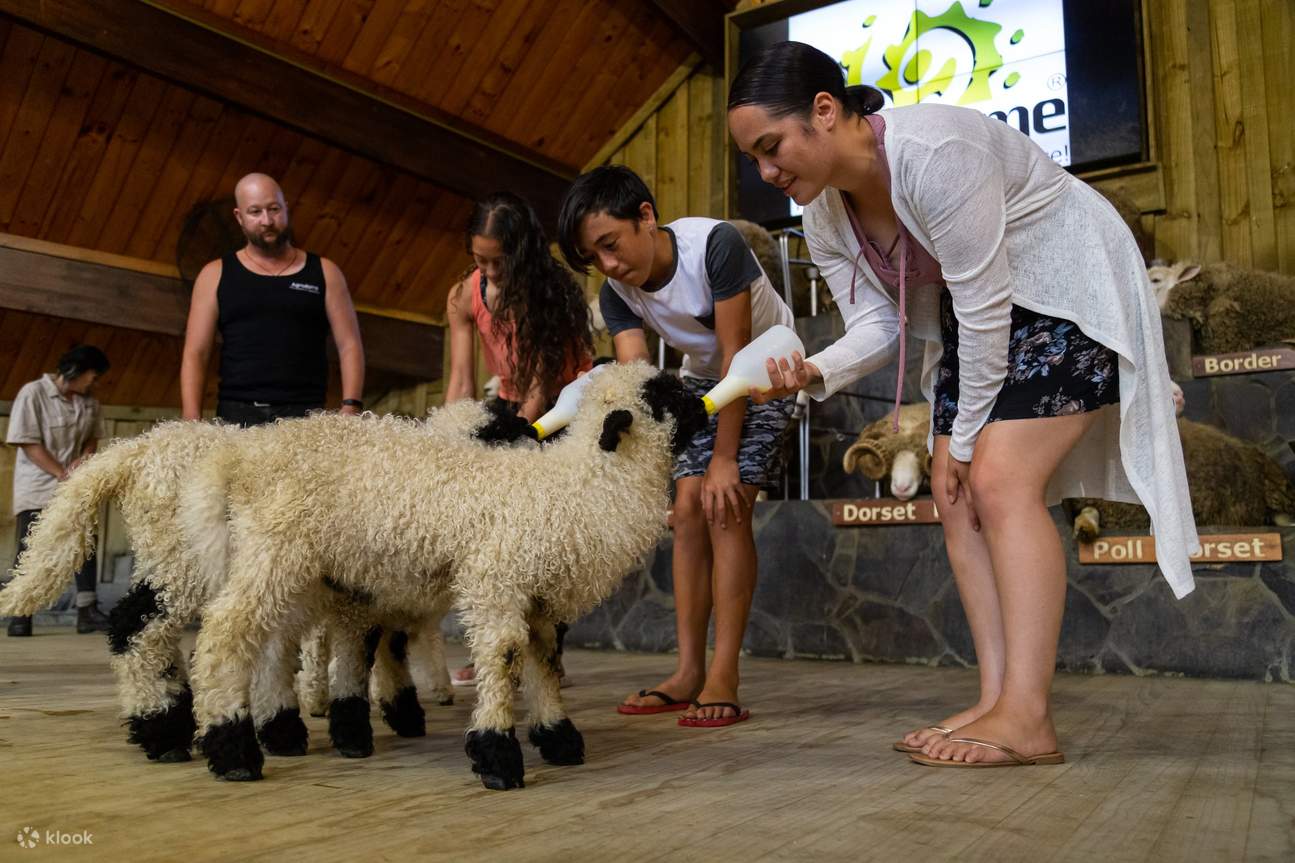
566, 504, 1295, 683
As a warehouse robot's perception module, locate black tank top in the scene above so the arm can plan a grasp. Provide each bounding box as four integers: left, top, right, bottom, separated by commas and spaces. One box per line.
216, 251, 329, 405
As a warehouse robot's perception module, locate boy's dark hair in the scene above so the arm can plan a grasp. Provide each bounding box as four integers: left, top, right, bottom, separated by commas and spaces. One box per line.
556, 165, 659, 274
56, 344, 110, 380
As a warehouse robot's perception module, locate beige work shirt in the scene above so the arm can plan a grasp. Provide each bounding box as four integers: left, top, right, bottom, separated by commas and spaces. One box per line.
6, 374, 103, 513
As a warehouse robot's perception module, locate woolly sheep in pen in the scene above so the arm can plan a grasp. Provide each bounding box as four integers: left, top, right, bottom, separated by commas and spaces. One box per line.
1066, 413, 1295, 541
1152, 260, 1295, 354
174, 362, 706, 790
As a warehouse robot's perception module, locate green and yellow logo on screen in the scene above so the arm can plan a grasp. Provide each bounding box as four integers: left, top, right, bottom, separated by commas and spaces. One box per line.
791, 0, 1070, 164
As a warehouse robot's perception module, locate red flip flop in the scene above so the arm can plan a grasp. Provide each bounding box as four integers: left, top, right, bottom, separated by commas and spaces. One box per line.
617, 689, 691, 715
678, 701, 751, 728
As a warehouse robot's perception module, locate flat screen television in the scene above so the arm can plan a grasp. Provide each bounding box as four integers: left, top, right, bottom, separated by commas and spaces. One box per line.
732, 0, 1147, 226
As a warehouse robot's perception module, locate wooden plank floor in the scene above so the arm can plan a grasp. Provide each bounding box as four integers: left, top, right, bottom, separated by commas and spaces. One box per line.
0, 631, 1292, 863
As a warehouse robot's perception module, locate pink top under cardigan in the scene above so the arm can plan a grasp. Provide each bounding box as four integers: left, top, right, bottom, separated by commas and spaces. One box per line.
839, 113, 944, 428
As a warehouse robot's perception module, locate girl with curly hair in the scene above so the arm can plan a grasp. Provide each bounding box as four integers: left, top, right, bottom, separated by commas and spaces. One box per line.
445, 192, 593, 422
444, 192, 593, 687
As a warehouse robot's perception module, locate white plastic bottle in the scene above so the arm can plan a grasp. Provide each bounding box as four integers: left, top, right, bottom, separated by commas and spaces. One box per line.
531, 365, 609, 439
699, 324, 806, 415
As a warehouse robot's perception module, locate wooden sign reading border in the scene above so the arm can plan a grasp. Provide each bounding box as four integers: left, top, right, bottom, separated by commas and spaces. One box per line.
1190, 347, 1295, 378
1079, 533, 1283, 564
831, 498, 941, 526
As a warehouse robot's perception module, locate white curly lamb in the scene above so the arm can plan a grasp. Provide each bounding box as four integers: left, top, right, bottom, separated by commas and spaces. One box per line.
0, 413, 469, 764
175, 362, 705, 789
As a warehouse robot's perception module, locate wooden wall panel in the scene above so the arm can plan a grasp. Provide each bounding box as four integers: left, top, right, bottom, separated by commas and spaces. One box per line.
1132, 0, 1293, 276
598, 66, 726, 225
0, 23, 488, 323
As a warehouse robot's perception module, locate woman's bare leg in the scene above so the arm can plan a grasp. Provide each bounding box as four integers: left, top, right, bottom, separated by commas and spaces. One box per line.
900, 434, 1005, 749
924, 412, 1099, 763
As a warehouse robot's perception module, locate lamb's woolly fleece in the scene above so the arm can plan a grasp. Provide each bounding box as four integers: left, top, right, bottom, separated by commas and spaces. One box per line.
842, 403, 931, 480
183, 362, 677, 629
0, 421, 234, 619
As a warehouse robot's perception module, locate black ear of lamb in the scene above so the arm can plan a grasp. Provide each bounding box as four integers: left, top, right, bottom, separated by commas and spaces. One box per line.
473, 401, 538, 446
598, 410, 635, 452
642, 372, 708, 455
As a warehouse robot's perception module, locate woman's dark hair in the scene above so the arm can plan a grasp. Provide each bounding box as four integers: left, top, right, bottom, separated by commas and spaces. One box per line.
56, 344, 110, 380
728, 41, 884, 120
556, 165, 658, 274
467, 192, 591, 401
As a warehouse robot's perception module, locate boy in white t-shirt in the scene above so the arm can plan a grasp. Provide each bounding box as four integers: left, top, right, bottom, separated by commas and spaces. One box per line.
558, 166, 794, 727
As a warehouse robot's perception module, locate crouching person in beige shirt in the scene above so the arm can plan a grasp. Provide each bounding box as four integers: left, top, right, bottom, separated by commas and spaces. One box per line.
4, 345, 110, 637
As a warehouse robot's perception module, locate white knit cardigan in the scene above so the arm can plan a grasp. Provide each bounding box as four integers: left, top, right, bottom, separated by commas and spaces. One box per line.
801, 102, 1199, 598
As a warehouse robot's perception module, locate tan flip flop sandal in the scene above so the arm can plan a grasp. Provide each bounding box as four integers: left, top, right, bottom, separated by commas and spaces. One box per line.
909, 736, 1065, 767
892, 725, 953, 754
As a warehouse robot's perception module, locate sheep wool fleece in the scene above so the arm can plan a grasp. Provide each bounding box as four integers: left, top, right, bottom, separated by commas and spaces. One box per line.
801, 102, 1199, 598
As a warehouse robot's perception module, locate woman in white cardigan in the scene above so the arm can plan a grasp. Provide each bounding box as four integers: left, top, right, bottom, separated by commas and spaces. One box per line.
728, 42, 1198, 768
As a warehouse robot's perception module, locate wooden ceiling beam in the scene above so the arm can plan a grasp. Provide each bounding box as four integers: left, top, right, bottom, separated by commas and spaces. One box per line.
0, 234, 442, 381
649, 0, 727, 70
0, 0, 574, 228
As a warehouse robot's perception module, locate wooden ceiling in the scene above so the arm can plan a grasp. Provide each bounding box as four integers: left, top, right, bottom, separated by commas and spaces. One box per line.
0, 0, 720, 406
165, 0, 697, 168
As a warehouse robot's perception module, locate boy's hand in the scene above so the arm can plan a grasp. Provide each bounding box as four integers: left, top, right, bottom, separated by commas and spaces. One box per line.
702, 457, 746, 529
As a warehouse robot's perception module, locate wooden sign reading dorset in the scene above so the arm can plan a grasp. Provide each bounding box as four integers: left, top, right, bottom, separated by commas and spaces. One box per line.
1190, 347, 1295, 377
831, 498, 941, 526
1079, 533, 1283, 564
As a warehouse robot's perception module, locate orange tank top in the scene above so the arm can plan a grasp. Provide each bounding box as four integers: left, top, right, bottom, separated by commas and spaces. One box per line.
468, 269, 592, 403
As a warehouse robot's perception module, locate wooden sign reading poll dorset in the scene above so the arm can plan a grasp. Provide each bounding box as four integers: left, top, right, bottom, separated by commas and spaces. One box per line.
1079, 533, 1283, 564
1190, 346, 1295, 377
831, 498, 941, 526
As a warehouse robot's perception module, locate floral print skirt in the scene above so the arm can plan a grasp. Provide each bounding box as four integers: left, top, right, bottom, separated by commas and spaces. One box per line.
932, 290, 1120, 436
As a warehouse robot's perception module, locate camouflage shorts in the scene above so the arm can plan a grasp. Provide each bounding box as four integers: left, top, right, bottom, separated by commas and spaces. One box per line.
672, 375, 796, 488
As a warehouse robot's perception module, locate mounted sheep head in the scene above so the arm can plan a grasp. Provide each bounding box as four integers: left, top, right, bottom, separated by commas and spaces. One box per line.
842, 432, 930, 501
1148, 260, 1201, 310
842, 404, 931, 500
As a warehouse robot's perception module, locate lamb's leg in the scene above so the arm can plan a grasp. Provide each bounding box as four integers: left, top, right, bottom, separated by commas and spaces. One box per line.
462, 606, 528, 790
192, 565, 306, 781
523, 613, 584, 767
326, 621, 377, 758
373, 627, 426, 738
408, 616, 454, 706
252, 627, 310, 757
296, 623, 330, 718
108, 579, 195, 763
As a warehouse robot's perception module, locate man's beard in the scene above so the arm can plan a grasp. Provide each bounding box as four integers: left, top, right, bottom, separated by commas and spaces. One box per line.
245, 224, 294, 253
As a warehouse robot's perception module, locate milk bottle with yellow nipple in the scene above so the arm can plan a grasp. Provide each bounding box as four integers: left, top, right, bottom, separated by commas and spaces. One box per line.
699, 324, 805, 415
530, 365, 609, 440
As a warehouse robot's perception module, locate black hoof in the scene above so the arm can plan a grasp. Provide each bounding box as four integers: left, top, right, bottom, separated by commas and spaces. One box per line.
328, 695, 374, 758
198, 715, 264, 781
528, 718, 585, 766
258, 707, 309, 756
465, 727, 525, 790
380, 686, 426, 738
126, 686, 196, 762
156, 748, 192, 763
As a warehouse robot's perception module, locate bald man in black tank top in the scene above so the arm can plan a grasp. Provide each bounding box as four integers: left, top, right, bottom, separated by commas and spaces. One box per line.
180, 173, 365, 426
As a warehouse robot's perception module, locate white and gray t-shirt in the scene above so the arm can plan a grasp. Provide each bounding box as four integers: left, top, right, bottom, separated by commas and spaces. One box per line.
599, 218, 794, 380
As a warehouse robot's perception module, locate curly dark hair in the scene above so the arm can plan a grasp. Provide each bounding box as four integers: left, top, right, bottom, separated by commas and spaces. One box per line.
467, 192, 592, 401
